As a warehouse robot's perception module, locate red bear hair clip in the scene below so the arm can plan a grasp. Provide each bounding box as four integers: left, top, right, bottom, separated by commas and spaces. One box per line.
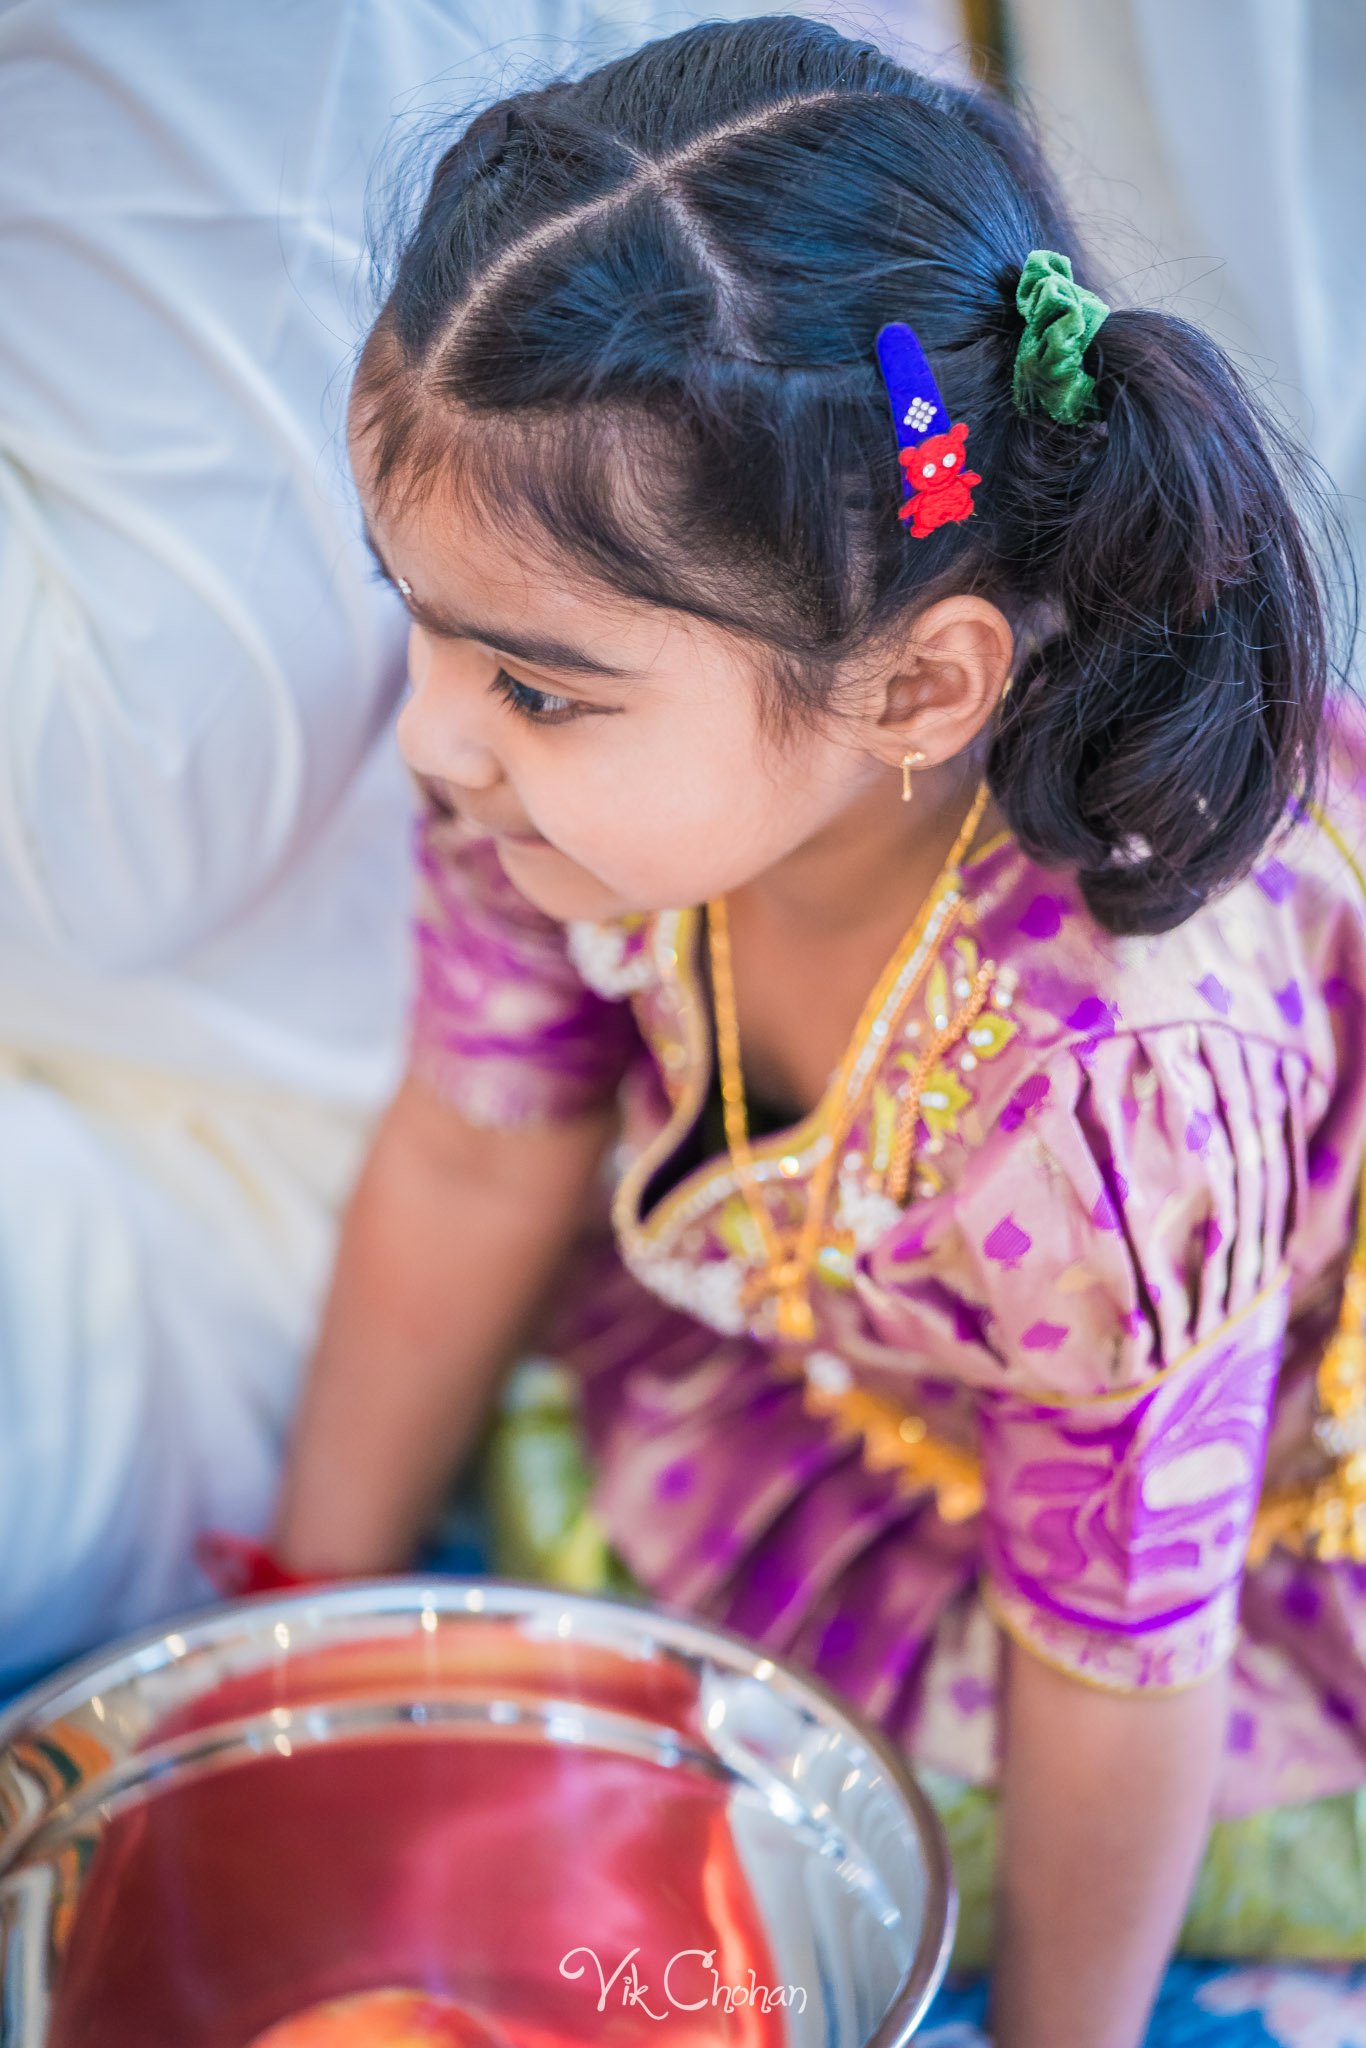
875, 323, 981, 537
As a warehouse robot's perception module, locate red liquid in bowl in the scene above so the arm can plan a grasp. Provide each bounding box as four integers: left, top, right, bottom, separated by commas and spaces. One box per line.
47, 1640, 790, 2048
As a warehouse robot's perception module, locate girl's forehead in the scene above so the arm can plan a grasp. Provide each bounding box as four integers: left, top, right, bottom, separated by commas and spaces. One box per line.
348, 385, 807, 691
365, 481, 737, 684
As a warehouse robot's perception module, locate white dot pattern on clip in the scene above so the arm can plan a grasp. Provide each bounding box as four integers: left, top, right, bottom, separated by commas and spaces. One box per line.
902, 397, 936, 432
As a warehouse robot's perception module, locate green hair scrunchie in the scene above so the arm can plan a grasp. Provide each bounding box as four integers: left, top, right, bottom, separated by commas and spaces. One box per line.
1012, 248, 1111, 425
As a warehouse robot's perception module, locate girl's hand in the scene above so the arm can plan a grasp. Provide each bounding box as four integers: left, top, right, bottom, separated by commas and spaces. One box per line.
990, 1634, 1231, 2048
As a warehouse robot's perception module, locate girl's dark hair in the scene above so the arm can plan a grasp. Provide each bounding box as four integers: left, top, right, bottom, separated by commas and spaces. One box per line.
356, 14, 1357, 935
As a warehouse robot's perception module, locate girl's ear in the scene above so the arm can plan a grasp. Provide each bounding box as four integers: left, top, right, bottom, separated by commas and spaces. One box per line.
865, 595, 1016, 770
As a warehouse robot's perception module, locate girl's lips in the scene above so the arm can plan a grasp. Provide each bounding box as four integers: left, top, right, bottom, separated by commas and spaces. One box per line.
447, 803, 544, 846
410, 776, 544, 845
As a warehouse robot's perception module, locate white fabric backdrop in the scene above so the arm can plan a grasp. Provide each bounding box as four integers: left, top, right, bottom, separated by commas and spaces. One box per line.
1007, 0, 1365, 666
0, 0, 968, 1687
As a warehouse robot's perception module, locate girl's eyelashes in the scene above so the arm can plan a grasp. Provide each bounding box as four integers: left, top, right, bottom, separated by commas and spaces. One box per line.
489, 667, 587, 726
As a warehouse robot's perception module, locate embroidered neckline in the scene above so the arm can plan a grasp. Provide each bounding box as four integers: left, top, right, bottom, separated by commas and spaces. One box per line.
609, 828, 1022, 1328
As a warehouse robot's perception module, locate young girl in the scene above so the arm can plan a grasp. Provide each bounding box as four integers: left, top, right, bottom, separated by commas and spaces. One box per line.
251, 18, 1366, 2044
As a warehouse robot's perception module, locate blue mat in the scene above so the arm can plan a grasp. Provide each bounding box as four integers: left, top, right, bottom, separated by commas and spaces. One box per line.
924, 1962, 1366, 2044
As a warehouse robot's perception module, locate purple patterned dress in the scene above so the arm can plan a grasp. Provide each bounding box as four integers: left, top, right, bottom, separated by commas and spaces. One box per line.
407, 717, 1366, 1824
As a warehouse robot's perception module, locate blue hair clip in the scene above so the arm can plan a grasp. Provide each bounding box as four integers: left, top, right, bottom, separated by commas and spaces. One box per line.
874, 321, 981, 538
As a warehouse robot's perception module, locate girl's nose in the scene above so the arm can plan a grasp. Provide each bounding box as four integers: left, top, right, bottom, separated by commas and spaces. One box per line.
396, 632, 503, 794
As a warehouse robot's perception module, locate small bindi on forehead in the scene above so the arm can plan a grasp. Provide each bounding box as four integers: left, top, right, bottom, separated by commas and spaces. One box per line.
361, 521, 638, 679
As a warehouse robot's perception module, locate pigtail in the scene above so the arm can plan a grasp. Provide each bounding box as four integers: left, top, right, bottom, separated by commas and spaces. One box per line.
987, 306, 1357, 934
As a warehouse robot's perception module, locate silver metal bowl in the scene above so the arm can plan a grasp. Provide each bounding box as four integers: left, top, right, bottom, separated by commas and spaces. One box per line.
0, 1578, 954, 2046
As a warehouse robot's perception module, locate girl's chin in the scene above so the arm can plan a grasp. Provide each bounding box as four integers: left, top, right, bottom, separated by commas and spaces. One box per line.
492, 834, 637, 923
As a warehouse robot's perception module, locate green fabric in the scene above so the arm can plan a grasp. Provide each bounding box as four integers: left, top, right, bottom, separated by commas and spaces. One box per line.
920, 1767, 1366, 1971
482, 1359, 1366, 1967
1012, 248, 1110, 426
481, 1360, 640, 1595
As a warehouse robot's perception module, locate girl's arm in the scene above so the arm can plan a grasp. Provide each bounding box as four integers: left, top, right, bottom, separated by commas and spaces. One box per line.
990, 1639, 1231, 2048
270, 1072, 613, 1576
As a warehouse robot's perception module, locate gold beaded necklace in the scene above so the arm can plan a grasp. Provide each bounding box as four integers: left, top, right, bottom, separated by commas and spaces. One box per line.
706, 778, 993, 1343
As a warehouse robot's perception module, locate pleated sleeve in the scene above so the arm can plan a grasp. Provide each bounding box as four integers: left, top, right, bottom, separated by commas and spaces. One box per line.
406, 799, 641, 1128
855, 1022, 1308, 1690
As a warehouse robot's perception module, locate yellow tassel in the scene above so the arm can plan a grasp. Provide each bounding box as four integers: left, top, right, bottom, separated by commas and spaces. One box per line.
774, 1287, 817, 1344
1315, 1323, 1366, 1421
760, 1249, 819, 1344
1280, 992, 1366, 1565
1304, 1454, 1366, 1563
1303, 1317, 1366, 1563
801, 1380, 985, 1524
1246, 1488, 1307, 1569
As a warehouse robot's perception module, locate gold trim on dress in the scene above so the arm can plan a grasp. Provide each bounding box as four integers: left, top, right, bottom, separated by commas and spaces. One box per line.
603, 795, 1366, 1565
612, 858, 979, 1318
754, 787, 1366, 1561
612, 817, 1021, 1281
980, 1579, 1238, 1698
776, 1348, 984, 1520
955, 1265, 1293, 1413
706, 781, 993, 1341
776, 1273, 1292, 1541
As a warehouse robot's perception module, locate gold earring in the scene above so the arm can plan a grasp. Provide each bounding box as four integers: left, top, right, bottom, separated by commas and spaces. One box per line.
900, 750, 927, 802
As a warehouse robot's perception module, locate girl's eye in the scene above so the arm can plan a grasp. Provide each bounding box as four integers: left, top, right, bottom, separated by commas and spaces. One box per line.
490, 667, 584, 725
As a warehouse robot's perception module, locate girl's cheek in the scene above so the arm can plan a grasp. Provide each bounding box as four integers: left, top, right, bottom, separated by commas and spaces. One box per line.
405, 623, 431, 689
394, 686, 432, 770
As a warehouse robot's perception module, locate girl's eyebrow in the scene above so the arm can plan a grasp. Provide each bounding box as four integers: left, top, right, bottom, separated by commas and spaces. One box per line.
363, 526, 635, 680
